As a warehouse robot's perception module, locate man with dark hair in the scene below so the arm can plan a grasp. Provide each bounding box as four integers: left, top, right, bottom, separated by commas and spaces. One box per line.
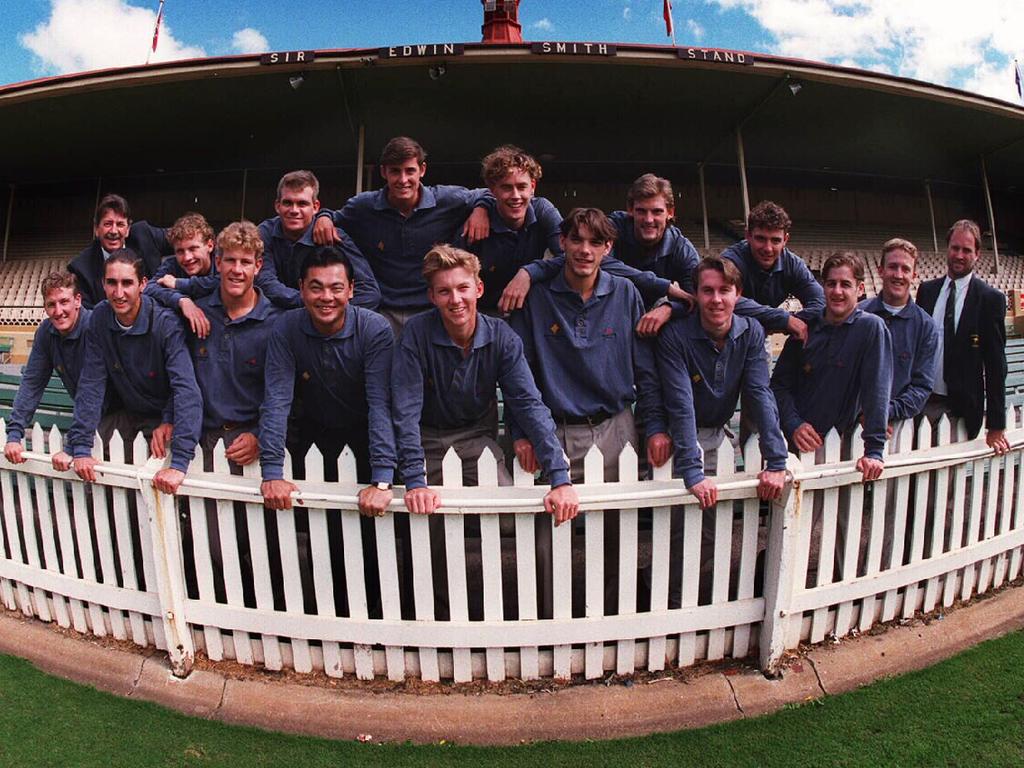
68, 194, 172, 308
722, 200, 824, 342
312, 136, 491, 334
259, 245, 396, 516
4, 272, 98, 469
146, 212, 217, 338
509, 207, 669, 481
452, 145, 562, 315
859, 238, 938, 432
658, 256, 788, 506
66, 250, 202, 494
917, 220, 1008, 451
188, 222, 281, 467
393, 244, 578, 522
771, 252, 892, 481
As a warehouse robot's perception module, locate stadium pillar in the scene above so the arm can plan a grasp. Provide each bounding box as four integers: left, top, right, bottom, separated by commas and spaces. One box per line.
1, 184, 13, 264
980, 156, 1000, 274
355, 124, 366, 194
698, 163, 710, 251
736, 128, 750, 221
240, 168, 248, 219
924, 182, 939, 253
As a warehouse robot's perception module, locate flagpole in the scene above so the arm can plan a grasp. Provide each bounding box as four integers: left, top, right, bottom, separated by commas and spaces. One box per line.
146, 0, 165, 65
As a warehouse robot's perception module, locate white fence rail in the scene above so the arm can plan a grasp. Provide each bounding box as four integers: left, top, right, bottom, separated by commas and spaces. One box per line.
1, 411, 1023, 683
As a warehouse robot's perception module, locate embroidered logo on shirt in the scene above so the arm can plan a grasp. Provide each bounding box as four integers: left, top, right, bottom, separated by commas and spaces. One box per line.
691, 373, 702, 384
549, 323, 560, 335
301, 371, 311, 381
603, 327, 615, 337
802, 363, 813, 374
970, 334, 980, 348
377, 241, 385, 251
147, 371, 157, 378
197, 346, 208, 357
246, 357, 258, 366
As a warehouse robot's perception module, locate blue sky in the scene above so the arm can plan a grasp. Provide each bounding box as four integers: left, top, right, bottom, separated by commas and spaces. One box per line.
2, 1, 1022, 103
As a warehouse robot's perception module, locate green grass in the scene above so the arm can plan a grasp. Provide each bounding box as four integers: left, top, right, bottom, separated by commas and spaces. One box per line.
2, 631, 1024, 767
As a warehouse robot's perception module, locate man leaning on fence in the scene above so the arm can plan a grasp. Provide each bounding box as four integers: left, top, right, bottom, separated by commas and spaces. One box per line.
4, 272, 99, 470
917, 219, 1009, 453
64, 249, 202, 495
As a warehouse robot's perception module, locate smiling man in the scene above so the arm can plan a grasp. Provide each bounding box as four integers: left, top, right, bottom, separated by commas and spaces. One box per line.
68, 194, 173, 309
187, 222, 281, 468
859, 238, 938, 435
392, 244, 578, 523
313, 137, 491, 334
65, 250, 202, 495
146, 212, 218, 339
771, 252, 892, 482
722, 200, 825, 342
451, 145, 562, 315
657, 256, 788, 507
4, 273, 100, 470
917, 220, 1008, 452
259, 245, 395, 516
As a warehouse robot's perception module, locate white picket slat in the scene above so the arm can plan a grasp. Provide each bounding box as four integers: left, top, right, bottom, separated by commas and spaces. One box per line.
810, 432, 841, 644
47, 426, 88, 632
615, 444, 639, 675
211, 443, 253, 666
583, 445, 605, 680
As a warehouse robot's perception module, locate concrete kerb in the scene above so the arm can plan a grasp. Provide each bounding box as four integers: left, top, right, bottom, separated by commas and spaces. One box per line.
0, 582, 1022, 746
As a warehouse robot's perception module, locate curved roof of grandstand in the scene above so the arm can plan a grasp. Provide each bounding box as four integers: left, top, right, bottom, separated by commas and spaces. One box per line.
1, 41, 1022, 189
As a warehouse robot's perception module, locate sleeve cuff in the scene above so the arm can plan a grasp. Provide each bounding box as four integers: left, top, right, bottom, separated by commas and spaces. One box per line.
262, 463, 284, 481
370, 467, 395, 485
549, 469, 571, 489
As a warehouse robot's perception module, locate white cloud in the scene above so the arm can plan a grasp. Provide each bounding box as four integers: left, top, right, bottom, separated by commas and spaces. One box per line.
686, 18, 705, 40
231, 27, 270, 54
623, 6, 633, 21
532, 17, 554, 32
707, 0, 1024, 102
20, 0, 205, 75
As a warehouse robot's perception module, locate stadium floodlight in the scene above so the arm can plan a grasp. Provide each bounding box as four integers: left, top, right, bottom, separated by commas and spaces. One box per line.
428, 64, 447, 80
289, 74, 305, 91
788, 81, 803, 96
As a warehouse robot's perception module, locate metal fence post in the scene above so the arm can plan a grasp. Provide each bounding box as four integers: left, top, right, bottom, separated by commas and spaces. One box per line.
759, 455, 805, 676
137, 458, 195, 678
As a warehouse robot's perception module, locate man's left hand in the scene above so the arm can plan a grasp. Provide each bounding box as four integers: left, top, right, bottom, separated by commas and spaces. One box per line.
225, 432, 259, 466
152, 467, 186, 495
646, 432, 672, 468
856, 455, 884, 482
757, 469, 786, 501
636, 305, 672, 337
358, 484, 393, 517
149, 423, 173, 458
986, 429, 1010, 455
461, 206, 490, 244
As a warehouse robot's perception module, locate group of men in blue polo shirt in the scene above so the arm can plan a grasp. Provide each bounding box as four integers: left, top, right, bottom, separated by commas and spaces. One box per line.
3, 136, 1008, 541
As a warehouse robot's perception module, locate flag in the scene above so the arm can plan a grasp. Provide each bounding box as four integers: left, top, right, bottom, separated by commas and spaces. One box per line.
663, 0, 674, 38
1016, 59, 1022, 102
151, 1, 165, 54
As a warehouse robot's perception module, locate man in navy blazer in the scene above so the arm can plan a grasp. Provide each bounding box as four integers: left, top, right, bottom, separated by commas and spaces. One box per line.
916, 219, 1008, 452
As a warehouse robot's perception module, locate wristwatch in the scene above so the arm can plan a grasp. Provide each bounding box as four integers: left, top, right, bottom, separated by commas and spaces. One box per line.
374, 482, 392, 491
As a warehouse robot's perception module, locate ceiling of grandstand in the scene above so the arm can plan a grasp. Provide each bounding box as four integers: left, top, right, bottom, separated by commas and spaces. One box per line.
1, 44, 1022, 192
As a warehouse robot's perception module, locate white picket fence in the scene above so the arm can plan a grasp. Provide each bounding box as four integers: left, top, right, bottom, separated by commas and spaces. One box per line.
1, 411, 1022, 683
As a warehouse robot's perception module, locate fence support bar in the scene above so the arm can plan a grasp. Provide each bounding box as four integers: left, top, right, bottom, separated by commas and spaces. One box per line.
138, 460, 195, 677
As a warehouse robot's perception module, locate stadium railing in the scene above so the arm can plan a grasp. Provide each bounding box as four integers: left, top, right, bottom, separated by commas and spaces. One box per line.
1, 412, 1021, 683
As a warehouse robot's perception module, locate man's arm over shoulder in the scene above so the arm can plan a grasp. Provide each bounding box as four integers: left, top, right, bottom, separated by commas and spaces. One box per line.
785, 251, 825, 319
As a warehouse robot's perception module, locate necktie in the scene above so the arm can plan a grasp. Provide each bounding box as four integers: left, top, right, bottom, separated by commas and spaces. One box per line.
943, 280, 956, 378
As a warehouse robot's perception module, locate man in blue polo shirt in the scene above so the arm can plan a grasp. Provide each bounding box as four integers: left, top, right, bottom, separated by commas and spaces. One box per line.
451, 145, 562, 315
259, 246, 396, 517
509, 207, 670, 481
859, 238, 937, 436
658, 256, 788, 506
188, 221, 282, 466
722, 200, 824, 342
4, 272, 97, 469
69, 194, 173, 309
393, 244, 578, 522
771, 252, 892, 481
146, 212, 218, 339
66, 250, 202, 495
312, 136, 490, 334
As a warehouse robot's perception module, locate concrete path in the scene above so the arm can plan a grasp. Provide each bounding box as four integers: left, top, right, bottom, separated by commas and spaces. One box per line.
1, 583, 1022, 746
